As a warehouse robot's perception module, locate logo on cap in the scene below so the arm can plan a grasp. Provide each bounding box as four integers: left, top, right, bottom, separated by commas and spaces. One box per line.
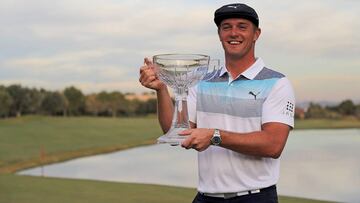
227, 5, 238, 9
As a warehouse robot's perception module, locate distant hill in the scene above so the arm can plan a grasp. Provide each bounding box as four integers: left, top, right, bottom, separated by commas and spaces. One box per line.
296, 100, 360, 110
297, 101, 337, 110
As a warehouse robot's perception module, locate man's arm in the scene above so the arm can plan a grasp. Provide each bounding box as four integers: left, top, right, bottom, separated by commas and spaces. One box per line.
139, 58, 173, 133
155, 87, 173, 133
180, 122, 290, 159
220, 122, 290, 158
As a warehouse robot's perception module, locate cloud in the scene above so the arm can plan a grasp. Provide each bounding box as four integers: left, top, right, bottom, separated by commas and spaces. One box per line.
0, 0, 359, 102
1, 0, 221, 93
293, 74, 360, 102
1, 48, 130, 86
258, 1, 360, 59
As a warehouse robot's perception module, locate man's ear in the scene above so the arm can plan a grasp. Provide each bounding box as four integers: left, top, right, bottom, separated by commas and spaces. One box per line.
217, 28, 222, 42
254, 28, 261, 42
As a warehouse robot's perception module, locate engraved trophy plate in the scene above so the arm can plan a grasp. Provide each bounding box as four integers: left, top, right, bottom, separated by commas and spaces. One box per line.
153, 54, 219, 145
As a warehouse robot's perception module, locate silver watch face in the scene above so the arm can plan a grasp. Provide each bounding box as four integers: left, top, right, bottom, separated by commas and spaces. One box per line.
211, 129, 221, 145
212, 136, 221, 145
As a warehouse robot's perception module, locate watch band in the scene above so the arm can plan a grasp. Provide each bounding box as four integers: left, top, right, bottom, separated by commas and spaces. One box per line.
211, 129, 222, 146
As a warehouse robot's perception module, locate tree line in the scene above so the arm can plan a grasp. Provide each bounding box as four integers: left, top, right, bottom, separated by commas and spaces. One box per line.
1, 84, 360, 120
0, 84, 157, 118
301, 100, 360, 119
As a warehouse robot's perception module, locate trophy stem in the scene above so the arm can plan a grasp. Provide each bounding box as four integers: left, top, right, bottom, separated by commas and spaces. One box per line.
157, 87, 189, 146
173, 87, 189, 129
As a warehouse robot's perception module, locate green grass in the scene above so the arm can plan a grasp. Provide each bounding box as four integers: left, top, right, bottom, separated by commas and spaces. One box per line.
0, 116, 349, 203
0, 174, 332, 203
0, 115, 162, 173
0, 174, 195, 203
2, 116, 359, 173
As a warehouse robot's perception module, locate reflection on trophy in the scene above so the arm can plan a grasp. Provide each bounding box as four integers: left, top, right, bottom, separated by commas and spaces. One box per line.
153, 54, 220, 145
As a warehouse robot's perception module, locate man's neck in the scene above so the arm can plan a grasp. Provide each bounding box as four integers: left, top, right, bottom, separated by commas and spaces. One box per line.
225, 54, 256, 79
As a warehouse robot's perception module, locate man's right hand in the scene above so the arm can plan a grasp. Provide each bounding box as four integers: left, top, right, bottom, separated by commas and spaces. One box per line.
139, 58, 166, 91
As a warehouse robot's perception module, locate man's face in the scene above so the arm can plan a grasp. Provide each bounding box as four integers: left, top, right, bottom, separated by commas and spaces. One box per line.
218, 18, 261, 59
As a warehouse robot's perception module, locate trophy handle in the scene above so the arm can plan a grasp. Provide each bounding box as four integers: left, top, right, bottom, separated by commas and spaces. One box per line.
202, 59, 220, 81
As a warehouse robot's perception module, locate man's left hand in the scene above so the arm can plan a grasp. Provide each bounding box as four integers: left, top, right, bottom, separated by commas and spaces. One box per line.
179, 128, 213, 151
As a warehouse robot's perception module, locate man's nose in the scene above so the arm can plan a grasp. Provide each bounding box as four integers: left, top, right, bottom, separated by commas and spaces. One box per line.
230, 28, 239, 36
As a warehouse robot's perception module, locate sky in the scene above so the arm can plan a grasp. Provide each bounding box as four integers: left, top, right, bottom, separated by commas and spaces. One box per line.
1, 0, 359, 103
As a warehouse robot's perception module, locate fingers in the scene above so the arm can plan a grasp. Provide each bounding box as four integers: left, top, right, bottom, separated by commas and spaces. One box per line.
181, 131, 199, 150
139, 64, 153, 75
180, 129, 212, 152
139, 57, 166, 91
139, 71, 156, 85
139, 61, 158, 88
181, 136, 193, 149
178, 129, 192, 136
140, 57, 154, 75
180, 129, 193, 149
144, 57, 153, 66
182, 138, 203, 151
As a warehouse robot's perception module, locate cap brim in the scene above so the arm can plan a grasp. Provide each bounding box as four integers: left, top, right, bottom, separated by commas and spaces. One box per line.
214, 13, 259, 27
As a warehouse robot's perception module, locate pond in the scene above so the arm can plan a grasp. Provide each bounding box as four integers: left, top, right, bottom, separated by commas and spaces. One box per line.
19, 129, 360, 203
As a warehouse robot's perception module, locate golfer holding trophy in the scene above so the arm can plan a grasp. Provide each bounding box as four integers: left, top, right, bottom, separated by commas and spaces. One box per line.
139, 3, 295, 203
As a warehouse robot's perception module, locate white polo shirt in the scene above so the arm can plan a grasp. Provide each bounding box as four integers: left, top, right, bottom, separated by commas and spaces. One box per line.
187, 58, 295, 193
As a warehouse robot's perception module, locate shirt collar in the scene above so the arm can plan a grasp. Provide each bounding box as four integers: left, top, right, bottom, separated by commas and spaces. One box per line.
219, 57, 265, 80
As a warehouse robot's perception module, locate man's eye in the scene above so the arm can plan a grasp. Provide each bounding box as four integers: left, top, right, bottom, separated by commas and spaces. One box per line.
222, 26, 231, 30
238, 25, 248, 30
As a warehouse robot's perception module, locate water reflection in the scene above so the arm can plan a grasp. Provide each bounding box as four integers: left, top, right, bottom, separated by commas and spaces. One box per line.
279, 129, 360, 203
19, 129, 360, 203
20, 144, 198, 187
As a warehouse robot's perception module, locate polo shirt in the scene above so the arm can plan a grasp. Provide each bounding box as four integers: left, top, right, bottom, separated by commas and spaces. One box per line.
187, 58, 295, 193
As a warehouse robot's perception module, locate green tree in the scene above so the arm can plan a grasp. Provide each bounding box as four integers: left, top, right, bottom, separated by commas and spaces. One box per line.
63, 86, 85, 116
337, 99, 356, 116
97, 92, 127, 117
26, 88, 45, 114
305, 103, 339, 118
96, 91, 112, 116
127, 99, 142, 116
0, 86, 13, 118
355, 104, 360, 119
96, 91, 127, 117
6, 84, 31, 117
41, 91, 68, 116
85, 94, 102, 116
109, 91, 128, 117
133, 98, 157, 115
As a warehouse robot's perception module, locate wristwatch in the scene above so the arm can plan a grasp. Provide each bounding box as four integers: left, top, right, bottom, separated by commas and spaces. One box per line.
211, 129, 222, 146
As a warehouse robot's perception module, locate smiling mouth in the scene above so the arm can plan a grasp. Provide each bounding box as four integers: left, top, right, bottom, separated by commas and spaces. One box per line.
228, 40, 242, 45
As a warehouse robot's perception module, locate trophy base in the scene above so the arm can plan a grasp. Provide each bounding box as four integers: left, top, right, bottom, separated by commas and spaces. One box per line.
157, 127, 187, 146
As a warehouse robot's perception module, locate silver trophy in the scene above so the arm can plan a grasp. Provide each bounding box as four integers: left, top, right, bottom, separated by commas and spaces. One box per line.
153, 54, 220, 145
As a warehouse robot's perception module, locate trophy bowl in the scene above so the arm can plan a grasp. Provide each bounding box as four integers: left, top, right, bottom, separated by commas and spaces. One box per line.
153, 54, 219, 145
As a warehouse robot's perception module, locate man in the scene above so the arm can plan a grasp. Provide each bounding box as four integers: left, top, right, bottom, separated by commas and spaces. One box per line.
139, 3, 295, 203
